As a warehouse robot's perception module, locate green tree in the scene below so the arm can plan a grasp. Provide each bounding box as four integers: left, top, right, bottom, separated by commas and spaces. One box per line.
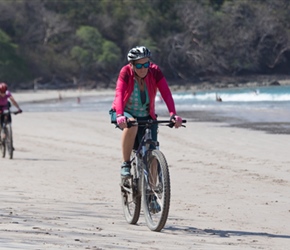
0, 29, 29, 83
71, 25, 121, 82
98, 40, 121, 68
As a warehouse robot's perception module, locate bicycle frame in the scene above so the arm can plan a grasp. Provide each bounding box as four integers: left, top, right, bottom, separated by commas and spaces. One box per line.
114, 118, 187, 184
131, 123, 157, 177
1, 110, 11, 127
126, 122, 158, 201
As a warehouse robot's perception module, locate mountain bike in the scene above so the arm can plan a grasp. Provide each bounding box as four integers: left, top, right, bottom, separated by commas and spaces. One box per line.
0, 108, 21, 159
112, 118, 186, 232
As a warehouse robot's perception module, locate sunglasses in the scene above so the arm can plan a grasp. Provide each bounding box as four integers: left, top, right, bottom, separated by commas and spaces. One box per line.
134, 61, 150, 69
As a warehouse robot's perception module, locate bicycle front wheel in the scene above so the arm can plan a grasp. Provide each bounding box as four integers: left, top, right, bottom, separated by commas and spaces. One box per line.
120, 151, 141, 224
5, 124, 13, 159
142, 149, 170, 232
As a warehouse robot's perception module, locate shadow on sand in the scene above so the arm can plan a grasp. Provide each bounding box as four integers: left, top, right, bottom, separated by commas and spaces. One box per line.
165, 225, 290, 239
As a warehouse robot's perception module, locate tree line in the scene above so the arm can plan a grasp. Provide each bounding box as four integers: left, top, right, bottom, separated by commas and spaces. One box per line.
0, 0, 290, 89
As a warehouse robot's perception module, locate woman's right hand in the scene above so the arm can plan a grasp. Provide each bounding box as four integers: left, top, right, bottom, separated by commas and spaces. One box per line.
117, 116, 127, 129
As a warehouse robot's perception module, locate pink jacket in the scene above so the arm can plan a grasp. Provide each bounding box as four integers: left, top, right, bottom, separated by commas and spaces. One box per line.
112, 63, 176, 119
0, 90, 11, 110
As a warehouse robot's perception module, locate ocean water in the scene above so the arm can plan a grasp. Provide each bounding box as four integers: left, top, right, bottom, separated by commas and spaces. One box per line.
20, 85, 290, 133
166, 85, 290, 124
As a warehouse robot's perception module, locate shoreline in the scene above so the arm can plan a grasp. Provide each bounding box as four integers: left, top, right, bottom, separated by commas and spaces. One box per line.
13, 89, 115, 104
156, 107, 290, 135
14, 73, 290, 96
13, 88, 290, 135
169, 75, 290, 92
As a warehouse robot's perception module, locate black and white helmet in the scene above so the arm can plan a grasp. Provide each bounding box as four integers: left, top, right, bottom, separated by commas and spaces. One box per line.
127, 46, 151, 62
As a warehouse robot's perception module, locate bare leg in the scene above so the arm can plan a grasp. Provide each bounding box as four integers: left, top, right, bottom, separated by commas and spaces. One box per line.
121, 122, 138, 162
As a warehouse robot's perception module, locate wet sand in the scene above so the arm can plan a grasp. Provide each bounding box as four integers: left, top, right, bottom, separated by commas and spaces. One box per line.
175, 110, 290, 135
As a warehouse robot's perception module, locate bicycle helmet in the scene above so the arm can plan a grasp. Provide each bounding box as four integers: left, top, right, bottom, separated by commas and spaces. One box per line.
0, 83, 8, 93
127, 46, 151, 62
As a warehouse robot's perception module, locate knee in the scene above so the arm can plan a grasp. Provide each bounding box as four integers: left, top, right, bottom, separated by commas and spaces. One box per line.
124, 125, 137, 136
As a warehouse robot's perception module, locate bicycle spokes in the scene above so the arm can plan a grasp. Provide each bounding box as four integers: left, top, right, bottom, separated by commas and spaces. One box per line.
142, 150, 170, 232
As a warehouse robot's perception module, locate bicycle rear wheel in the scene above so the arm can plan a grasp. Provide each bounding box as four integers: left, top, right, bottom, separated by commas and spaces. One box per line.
1, 138, 5, 158
142, 149, 170, 232
5, 125, 13, 159
1, 128, 6, 158
120, 151, 141, 224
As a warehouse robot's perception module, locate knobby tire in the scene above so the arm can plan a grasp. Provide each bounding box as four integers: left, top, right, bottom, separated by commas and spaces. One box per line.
1, 129, 5, 158
6, 124, 13, 159
142, 149, 170, 232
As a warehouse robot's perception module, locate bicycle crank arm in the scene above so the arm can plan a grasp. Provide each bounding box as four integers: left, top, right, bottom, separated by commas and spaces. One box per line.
120, 184, 133, 194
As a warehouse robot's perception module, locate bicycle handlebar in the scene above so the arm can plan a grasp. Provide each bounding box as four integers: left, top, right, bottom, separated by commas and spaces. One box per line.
111, 119, 187, 128
12, 110, 22, 115
1, 110, 22, 115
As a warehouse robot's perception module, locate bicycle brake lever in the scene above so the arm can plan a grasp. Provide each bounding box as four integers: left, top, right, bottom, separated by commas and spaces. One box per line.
127, 120, 133, 128
126, 119, 137, 128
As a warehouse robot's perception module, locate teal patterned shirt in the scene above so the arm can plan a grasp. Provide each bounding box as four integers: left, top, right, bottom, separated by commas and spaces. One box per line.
124, 80, 150, 117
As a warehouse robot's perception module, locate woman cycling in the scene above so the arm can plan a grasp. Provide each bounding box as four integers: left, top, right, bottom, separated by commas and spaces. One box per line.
0, 82, 22, 139
110, 46, 182, 177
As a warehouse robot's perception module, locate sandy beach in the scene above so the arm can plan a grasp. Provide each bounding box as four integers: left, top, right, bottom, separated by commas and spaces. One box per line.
0, 90, 290, 249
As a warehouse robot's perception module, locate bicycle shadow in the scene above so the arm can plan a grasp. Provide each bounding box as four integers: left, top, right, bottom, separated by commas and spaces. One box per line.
165, 225, 290, 239
13, 158, 63, 161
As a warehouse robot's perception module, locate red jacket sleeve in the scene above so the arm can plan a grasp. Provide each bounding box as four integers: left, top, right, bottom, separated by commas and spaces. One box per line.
112, 65, 133, 115
157, 77, 176, 116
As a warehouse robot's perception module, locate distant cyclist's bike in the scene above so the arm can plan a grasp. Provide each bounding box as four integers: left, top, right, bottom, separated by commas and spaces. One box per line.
112, 119, 186, 232
0, 107, 21, 159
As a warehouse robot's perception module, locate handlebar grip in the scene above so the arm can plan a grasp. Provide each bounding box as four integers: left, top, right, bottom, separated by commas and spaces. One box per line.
127, 119, 133, 128
13, 111, 22, 115
111, 118, 135, 128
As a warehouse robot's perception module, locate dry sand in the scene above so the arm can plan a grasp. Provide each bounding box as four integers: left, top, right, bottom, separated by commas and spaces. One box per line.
0, 90, 289, 249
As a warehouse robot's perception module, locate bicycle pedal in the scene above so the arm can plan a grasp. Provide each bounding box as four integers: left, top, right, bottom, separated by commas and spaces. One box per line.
122, 182, 131, 189
120, 185, 127, 192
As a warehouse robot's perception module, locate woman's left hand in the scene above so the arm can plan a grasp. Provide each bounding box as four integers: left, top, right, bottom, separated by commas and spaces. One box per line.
170, 115, 183, 128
